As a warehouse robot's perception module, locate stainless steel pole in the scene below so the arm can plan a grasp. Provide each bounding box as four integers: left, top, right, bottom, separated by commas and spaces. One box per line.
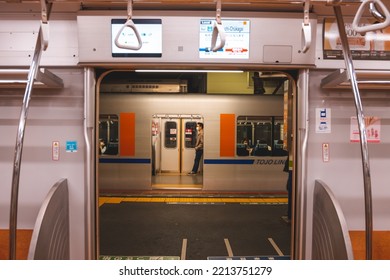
9, 27, 44, 260
333, 5, 373, 260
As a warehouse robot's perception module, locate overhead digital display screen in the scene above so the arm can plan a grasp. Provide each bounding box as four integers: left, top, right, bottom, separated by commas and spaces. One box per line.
199, 19, 250, 59
323, 18, 390, 60
111, 18, 162, 57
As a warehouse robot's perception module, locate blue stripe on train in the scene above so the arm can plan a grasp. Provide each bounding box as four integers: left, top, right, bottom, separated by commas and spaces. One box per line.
204, 159, 254, 165
99, 158, 151, 164
100, 158, 276, 165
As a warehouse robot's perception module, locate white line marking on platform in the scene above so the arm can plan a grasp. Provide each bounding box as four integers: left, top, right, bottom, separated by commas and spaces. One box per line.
224, 238, 234, 257
268, 237, 284, 256
181, 239, 187, 260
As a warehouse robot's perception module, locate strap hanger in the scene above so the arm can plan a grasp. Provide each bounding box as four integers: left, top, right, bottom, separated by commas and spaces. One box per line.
352, 0, 390, 34
114, 0, 142, 50
301, 0, 311, 53
40, 0, 52, 51
211, 0, 226, 52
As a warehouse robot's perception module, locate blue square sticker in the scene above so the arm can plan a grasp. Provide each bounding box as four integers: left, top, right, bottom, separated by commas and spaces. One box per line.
66, 141, 78, 153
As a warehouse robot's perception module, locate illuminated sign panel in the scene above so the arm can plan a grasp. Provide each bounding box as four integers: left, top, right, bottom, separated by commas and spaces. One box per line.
323, 18, 390, 60
199, 19, 250, 59
111, 19, 162, 57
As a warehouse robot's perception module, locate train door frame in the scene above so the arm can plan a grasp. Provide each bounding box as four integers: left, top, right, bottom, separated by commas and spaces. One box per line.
93, 69, 299, 259
285, 70, 298, 259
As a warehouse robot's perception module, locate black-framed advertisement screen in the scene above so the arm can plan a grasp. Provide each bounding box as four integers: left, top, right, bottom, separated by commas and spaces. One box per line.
199, 19, 250, 59
111, 18, 162, 57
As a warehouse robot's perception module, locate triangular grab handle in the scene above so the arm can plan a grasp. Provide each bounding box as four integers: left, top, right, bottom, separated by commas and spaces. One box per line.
352, 0, 390, 34
114, 19, 142, 50
40, 22, 49, 51
211, 21, 226, 52
301, 22, 311, 53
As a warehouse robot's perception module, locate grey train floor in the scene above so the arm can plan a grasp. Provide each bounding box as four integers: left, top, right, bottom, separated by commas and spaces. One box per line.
99, 199, 291, 260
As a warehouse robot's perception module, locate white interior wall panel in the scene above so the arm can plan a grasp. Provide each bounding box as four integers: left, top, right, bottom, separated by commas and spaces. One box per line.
0, 14, 79, 67
306, 70, 390, 233
0, 68, 86, 259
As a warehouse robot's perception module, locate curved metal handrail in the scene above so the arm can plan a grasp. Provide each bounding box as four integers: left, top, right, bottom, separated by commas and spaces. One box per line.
211, 0, 226, 52
114, 0, 142, 50
312, 180, 354, 260
333, 5, 373, 260
28, 179, 69, 260
8, 18, 51, 260
352, 0, 390, 34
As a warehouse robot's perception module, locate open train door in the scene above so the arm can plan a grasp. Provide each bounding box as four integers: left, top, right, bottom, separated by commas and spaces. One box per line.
152, 114, 203, 174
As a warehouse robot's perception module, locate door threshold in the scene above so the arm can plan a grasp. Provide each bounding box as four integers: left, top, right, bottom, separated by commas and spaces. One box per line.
152, 184, 203, 190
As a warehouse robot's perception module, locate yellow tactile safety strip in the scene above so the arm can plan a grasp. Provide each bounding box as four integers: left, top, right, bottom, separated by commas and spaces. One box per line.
99, 196, 288, 207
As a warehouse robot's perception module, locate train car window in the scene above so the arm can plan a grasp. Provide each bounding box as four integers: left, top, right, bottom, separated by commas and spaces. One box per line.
164, 121, 177, 149
272, 118, 287, 156
99, 114, 119, 155
273, 118, 283, 139
237, 116, 274, 156
184, 122, 197, 148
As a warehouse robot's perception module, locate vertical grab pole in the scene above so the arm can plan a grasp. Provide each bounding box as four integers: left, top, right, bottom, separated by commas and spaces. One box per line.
333, 5, 373, 260
9, 0, 51, 259
9, 27, 44, 260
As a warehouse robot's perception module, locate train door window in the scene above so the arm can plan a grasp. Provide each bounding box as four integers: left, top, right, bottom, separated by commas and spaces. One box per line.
99, 114, 119, 155
164, 121, 177, 148
184, 122, 197, 148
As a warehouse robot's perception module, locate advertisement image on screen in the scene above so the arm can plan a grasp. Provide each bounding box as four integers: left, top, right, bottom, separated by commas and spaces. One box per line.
323, 18, 390, 60
199, 19, 250, 59
111, 18, 162, 57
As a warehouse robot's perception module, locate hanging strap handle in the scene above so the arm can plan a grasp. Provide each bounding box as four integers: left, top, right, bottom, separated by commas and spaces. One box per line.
301, 0, 311, 53
369, 1, 386, 22
40, 0, 51, 51
211, 0, 226, 52
352, 0, 390, 34
114, 0, 142, 50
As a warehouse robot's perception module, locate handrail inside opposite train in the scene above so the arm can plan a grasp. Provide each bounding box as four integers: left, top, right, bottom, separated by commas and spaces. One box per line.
301, 0, 311, 53
352, 0, 390, 34
211, 0, 226, 52
114, 0, 142, 51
